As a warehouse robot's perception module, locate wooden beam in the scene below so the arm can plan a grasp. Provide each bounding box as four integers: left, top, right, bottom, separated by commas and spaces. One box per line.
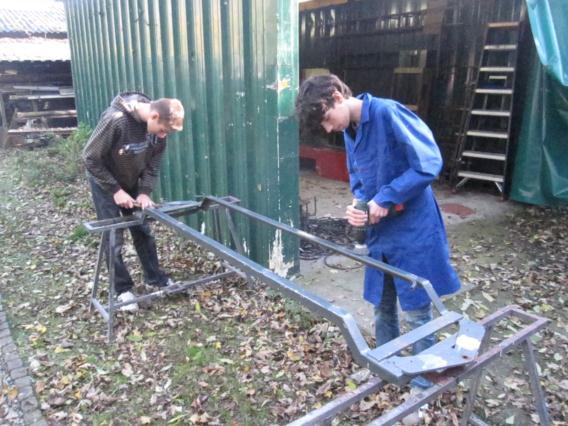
8, 127, 76, 135
14, 110, 77, 120
299, 0, 348, 12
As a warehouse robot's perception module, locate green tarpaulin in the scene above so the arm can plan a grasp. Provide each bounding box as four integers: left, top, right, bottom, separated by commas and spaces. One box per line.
526, 0, 568, 85
510, 0, 568, 206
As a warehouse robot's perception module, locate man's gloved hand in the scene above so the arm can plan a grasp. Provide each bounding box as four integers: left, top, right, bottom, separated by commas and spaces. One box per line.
113, 188, 137, 209
136, 193, 155, 209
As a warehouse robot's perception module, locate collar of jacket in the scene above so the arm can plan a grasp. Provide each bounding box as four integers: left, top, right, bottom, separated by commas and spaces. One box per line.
347, 93, 372, 149
356, 93, 372, 126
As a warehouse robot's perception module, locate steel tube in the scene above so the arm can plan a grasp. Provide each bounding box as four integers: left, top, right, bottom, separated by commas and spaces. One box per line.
111, 271, 237, 309
522, 340, 551, 425
288, 377, 386, 426
204, 196, 420, 283
90, 298, 109, 322
89, 233, 105, 312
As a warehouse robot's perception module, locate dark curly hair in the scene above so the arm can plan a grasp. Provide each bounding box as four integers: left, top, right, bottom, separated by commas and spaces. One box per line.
295, 74, 352, 136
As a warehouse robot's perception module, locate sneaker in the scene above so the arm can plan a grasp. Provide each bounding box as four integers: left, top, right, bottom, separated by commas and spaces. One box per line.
147, 278, 175, 289
117, 291, 139, 312
401, 387, 428, 425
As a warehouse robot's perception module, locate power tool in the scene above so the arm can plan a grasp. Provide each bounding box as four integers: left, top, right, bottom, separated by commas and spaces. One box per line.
351, 200, 405, 256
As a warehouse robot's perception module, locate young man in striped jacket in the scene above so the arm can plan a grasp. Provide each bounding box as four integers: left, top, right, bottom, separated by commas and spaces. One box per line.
83, 93, 184, 311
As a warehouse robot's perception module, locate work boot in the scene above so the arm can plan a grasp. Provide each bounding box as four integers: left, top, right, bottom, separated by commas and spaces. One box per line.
117, 291, 139, 312
401, 387, 428, 425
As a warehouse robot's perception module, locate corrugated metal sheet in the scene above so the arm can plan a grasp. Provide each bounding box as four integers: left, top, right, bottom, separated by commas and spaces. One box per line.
65, 0, 299, 270
0, 37, 70, 62
0, 1, 67, 35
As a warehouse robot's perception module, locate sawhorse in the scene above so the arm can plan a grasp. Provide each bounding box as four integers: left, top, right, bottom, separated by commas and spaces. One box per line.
83, 197, 244, 341
289, 305, 550, 425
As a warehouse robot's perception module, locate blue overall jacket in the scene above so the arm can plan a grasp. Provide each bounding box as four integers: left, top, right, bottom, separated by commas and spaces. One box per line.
345, 94, 461, 311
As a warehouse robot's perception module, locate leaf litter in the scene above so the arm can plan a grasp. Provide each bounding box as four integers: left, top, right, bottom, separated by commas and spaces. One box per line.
0, 148, 566, 425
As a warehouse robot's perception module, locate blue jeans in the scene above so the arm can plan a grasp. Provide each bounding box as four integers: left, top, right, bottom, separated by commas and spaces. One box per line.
89, 178, 169, 294
374, 268, 434, 389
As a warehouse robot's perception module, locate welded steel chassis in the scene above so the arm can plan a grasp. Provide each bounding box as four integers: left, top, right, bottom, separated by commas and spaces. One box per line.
143, 197, 468, 382
85, 196, 451, 355
84, 196, 550, 424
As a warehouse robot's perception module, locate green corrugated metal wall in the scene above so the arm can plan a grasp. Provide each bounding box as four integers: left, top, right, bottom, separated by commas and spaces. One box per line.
65, 0, 299, 272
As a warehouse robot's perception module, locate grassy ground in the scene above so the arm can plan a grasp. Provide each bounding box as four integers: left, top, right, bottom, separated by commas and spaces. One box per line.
0, 137, 396, 425
0, 135, 566, 425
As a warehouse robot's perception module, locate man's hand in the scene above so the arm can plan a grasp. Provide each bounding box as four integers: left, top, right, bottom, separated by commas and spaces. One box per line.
368, 200, 389, 224
136, 193, 155, 209
113, 189, 136, 209
346, 202, 368, 227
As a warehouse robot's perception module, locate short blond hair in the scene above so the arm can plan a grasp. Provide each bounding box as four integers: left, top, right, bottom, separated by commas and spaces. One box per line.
150, 98, 184, 131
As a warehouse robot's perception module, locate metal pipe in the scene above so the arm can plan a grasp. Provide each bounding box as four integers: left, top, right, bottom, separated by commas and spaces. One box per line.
111, 271, 236, 309
288, 377, 386, 426
205, 196, 418, 282
202, 196, 447, 314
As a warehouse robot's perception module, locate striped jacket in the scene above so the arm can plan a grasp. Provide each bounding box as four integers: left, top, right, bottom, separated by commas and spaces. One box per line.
82, 92, 166, 195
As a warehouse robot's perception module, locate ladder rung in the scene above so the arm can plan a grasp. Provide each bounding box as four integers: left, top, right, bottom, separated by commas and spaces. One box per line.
467, 130, 509, 139
458, 171, 504, 183
488, 21, 520, 28
476, 88, 513, 95
484, 44, 517, 51
462, 150, 506, 161
479, 67, 515, 73
471, 109, 511, 117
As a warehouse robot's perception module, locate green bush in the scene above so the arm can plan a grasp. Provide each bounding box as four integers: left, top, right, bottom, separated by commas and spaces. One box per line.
13, 123, 92, 187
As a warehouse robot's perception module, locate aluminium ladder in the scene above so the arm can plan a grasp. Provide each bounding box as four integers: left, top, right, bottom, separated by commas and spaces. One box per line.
453, 12, 524, 195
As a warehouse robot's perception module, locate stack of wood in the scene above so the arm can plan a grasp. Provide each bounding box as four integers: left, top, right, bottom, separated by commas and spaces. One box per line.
0, 85, 77, 148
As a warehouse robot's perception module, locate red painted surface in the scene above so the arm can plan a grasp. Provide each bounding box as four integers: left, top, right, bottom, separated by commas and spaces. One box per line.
440, 203, 475, 218
299, 145, 349, 182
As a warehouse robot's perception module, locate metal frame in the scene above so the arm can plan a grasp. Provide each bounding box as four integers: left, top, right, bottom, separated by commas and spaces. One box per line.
290, 306, 550, 426
84, 196, 550, 425
86, 196, 472, 377
84, 197, 244, 341
144, 196, 488, 384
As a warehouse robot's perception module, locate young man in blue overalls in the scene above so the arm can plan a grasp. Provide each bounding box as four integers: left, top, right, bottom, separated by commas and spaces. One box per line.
296, 75, 461, 424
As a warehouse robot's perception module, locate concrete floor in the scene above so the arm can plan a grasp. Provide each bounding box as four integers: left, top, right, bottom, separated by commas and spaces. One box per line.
297, 169, 521, 335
